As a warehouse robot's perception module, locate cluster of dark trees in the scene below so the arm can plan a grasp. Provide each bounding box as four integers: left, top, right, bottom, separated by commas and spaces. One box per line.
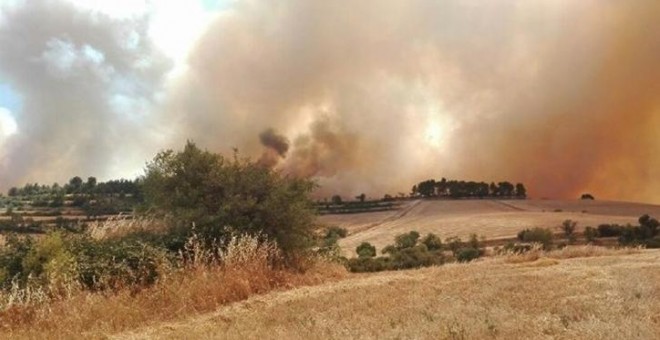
411, 178, 527, 199
7, 177, 140, 197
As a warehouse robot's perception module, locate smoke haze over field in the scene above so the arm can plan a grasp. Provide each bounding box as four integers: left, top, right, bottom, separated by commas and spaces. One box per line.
0, 0, 659, 203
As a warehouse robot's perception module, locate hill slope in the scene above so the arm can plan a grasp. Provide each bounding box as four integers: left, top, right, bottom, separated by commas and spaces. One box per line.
118, 250, 660, 339
319, 199, 660, 256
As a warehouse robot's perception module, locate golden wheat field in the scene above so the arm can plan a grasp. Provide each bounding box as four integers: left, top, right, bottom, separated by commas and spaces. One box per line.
319, 199, 660, 256
118, 248, 660, 340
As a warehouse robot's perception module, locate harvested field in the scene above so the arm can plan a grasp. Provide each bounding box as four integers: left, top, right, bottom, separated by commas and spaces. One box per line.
318, 199, 660, 256
118, 249, 660, 340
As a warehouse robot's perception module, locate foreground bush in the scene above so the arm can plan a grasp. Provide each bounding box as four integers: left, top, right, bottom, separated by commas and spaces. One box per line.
0, 233, 346, 337
141, 141, 317, 256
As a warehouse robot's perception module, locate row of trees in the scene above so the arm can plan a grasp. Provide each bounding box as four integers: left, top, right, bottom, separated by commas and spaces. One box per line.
7, 177, 141, 197
412, 178, 526, 199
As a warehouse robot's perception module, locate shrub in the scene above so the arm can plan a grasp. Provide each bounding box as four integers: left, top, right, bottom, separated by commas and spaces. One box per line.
389, 244, 443, 269
325, 226, 348, 239
456, 247, 480, 262
517, 228, 554, 250
356, 242, 377, 258
584, 226, 598, 243
421, 233, 443, 251
445, 236, 464, 254
598, 224, 623, 237
394, 231, 420, 249
561, 220, 577, 243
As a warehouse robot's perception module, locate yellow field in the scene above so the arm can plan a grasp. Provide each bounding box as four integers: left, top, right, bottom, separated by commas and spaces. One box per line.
117, 249, 660, 339
319, 199, 660, 256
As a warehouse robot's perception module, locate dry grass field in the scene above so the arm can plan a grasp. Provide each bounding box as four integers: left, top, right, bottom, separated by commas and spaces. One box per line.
319, 199, 660, 256
117, 248, 660, 340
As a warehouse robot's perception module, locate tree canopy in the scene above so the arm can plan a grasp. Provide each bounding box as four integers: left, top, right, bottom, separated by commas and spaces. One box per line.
141, 141, 318, 255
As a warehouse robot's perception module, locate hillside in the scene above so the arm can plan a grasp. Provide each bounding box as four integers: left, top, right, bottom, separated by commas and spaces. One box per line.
319, 199, 660, 256
117, 250, 660, 339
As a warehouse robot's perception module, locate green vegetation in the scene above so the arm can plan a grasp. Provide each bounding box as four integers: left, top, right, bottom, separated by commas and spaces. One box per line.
140, 141, 317, 256
0, 141, 321, 296
347, 232, 484, 272
517, 227, 554, 250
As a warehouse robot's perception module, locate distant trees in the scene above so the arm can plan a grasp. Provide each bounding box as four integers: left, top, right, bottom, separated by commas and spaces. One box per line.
7, 177, 140, 198
411, 178, 527, 199
581, 193, 595, 200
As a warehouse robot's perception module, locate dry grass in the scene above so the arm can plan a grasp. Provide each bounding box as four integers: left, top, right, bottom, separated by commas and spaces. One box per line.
87, 214, 169, 240
123, 250, 660, 339
0, 233, 347, 339
497, 244, 644, 264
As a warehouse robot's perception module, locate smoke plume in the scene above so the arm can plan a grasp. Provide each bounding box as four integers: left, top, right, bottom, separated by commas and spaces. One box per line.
257, 128, 289, 167
1, 0, 659, 203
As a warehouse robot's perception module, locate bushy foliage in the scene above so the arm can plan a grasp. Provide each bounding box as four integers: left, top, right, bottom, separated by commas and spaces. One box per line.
0, 232, 171, 293
597, 224, 624, 237
561, 220, 577, 242
584, 226, 598, 243
517, 227, 553, 250
617, 215, 660, 247
356, 242, 377, 258
394, 231, 420, 249
141, 141, 317, 256
456, 247, 480, 262
348, 231, 484, 272
325, 226, 348, 239
421, 233, 443, 251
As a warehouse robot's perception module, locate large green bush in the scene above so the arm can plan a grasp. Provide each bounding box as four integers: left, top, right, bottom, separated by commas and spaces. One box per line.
141, 141, 317, 256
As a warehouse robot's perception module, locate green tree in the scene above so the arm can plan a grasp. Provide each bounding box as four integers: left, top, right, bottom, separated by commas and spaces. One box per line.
85, 177, 97, 193
67, 176, 83, 194
141, 141, 317, 255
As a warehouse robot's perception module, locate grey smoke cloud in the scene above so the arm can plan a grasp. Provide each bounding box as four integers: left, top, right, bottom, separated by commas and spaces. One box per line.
0, 0, 171, 187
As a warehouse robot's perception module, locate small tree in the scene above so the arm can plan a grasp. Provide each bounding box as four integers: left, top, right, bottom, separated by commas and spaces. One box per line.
561, 220, 577, 243
356, 242, 376, 258
355, 193, 366, 202
331, 195, 343, 205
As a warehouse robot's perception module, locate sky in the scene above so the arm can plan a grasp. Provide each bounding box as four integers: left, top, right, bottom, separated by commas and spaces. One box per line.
0, 0, 658, 203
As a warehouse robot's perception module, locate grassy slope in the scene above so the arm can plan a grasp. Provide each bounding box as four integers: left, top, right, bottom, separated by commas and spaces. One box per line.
118, 250, 660, 340
319, 199, 660, 256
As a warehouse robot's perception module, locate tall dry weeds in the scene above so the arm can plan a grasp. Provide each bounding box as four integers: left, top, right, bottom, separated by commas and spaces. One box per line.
0, 230, 346, 339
